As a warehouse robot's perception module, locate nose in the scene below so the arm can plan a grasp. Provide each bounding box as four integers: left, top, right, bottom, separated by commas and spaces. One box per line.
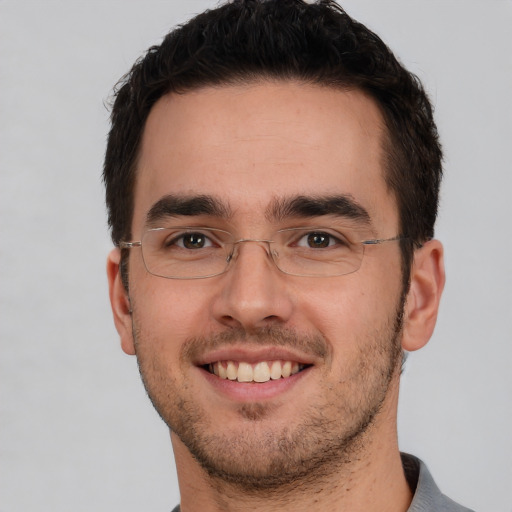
211, 239, 294, 330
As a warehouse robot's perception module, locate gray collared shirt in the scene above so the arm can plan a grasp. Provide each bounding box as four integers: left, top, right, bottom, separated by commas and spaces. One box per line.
171, 453, 475, 511
402, 453, 475, 511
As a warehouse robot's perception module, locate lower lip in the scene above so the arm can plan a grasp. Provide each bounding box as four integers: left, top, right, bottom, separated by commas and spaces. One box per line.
198, 366, 311, 402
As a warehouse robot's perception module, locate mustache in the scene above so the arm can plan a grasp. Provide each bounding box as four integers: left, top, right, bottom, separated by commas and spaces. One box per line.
181, 325, 330, 363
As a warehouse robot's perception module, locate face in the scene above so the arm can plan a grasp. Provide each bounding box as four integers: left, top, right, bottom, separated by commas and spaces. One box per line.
115, 82, 408, 488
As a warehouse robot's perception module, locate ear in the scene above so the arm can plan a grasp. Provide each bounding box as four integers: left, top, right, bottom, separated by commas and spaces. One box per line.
106, 248, 136, 355
402, 239, 445, 352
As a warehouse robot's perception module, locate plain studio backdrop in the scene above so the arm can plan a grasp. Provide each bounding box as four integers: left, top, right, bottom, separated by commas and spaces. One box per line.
1, 1, 511, 511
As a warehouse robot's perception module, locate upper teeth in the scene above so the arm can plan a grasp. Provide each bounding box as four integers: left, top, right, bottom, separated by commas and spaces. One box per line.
209, 360, 302, 383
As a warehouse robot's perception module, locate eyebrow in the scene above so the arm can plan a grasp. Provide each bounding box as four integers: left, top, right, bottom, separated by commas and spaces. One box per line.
145, 194, 232, 226
267, 195, 372, 225
145, 193, 372, 228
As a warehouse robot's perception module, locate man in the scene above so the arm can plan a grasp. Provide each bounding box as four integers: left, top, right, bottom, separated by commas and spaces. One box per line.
104, 1, 473, 510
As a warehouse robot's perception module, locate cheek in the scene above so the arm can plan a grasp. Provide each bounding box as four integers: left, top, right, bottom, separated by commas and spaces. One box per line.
131, 276, 215, 349
297, 273, 382, 323
294, 270, 402, 352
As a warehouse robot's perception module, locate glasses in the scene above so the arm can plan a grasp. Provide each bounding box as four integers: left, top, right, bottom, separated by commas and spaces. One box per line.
119, 226, 403, 279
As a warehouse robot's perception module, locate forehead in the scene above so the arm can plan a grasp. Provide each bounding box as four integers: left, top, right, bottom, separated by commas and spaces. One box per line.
133, 81, 397, 234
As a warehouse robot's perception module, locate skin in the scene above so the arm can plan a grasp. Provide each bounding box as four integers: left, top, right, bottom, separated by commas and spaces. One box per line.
107, 81, 445, 512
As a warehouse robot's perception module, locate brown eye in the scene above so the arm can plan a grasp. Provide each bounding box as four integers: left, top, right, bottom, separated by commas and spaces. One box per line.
306, 232, 331, 248
181, 233, 208, 249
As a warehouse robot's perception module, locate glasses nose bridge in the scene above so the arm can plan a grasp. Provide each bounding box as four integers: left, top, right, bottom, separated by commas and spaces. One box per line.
227, 237, 277, 267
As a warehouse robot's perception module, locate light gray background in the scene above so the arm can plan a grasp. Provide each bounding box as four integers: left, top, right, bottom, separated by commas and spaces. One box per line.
1, 1, 511, 511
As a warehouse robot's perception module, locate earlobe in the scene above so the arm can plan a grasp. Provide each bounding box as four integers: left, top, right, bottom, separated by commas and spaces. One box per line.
402, 239, 445, 352
106, 248, 136, 355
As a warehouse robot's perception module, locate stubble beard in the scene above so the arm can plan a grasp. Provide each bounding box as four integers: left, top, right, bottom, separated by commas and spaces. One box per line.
132, 296, 405, 493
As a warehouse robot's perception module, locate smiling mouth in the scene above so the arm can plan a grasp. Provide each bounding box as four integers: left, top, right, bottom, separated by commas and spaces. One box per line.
204, 360, 310, 383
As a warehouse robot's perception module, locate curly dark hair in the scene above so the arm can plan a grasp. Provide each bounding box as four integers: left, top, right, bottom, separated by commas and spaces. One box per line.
104, 0, 442, 290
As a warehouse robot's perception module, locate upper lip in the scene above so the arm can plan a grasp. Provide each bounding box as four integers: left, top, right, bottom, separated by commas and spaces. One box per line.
194, 345, 319, 367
